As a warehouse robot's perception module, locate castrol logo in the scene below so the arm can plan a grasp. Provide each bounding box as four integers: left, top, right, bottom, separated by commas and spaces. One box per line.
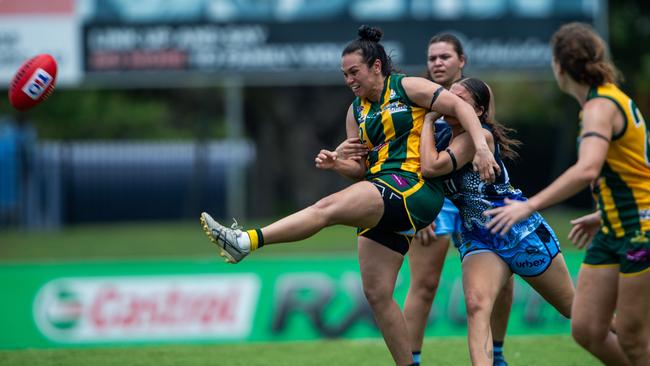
34, 275, 260, 342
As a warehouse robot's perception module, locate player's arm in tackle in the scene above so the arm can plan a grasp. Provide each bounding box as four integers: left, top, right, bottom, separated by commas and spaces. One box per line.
402, 76, 500, 182
484, 98, 614, 235
420, 113, 493, 178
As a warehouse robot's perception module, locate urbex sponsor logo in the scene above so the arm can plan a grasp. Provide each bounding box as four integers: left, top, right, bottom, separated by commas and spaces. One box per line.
515, 257, 547, 269
34, 275, 260, 342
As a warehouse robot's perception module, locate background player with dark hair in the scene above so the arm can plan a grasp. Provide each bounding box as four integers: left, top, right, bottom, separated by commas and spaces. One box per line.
409, 34, 514, 366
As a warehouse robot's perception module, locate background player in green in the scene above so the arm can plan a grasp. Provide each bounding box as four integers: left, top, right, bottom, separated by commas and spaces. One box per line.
486, 22, 650, 365
200, 25, 500, 366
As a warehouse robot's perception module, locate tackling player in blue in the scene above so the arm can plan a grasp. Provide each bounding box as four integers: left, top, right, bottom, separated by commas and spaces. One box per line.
420, 77, 576, 366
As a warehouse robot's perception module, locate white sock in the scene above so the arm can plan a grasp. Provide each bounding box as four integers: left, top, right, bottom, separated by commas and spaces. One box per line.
236, 232, 251, 250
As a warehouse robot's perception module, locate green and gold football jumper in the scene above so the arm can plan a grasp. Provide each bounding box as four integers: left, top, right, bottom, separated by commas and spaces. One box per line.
581, 83, 650, 275
352, 74, 444, 254
353, 74, 427, 177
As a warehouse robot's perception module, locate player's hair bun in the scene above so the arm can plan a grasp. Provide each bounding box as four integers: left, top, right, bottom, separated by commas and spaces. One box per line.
358, 25, 383, 43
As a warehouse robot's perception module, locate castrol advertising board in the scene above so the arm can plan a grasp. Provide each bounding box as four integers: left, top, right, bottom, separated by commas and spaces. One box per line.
33, 275, 260, 343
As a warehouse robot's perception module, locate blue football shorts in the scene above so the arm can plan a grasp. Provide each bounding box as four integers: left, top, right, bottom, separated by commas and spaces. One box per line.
434, 198, 462, 236
458, 218, 561, 277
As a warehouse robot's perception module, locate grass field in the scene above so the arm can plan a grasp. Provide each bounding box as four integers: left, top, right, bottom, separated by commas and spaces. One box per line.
0, 336, 599, 366
0, 207, 590, 262
0, 207, 597, 365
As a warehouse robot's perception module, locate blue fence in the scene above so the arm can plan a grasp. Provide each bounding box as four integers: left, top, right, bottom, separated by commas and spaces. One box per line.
0, 139, 254, 229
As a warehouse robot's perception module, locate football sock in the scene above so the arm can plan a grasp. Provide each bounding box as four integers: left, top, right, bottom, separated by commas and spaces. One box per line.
412, 350, 421, 365
245, 229, 265, 251
493, 340, 504, 359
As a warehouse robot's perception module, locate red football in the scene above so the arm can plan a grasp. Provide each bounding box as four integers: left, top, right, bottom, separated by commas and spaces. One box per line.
8, 54, 58, 111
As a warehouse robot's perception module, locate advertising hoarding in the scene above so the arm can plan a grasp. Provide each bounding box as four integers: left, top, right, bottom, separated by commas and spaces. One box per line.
0, 254, 584, 348
0, 0, 82, 87
80, 0, 604, 85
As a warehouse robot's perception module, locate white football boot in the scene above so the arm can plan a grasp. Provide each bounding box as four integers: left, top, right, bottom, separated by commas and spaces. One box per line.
200, 212, 249, 263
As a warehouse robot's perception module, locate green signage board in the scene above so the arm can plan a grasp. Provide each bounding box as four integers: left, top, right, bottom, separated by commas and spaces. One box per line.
0, 253, 584, 349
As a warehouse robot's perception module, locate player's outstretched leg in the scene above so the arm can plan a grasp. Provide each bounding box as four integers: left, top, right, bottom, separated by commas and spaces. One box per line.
200, 212, 250, 263
199, 180, 385, 264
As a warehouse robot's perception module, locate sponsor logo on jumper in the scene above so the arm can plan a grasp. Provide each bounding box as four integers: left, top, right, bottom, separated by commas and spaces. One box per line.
382, 101, 408, 114
631, 230, 649, 244
367, 111, 380, 119
355, 105, 365, 124
34, 275, 260, 342
371, 141, 387, 152
626, 248, 650, 262
391, 174, 408, 188
639, 209, 650, 221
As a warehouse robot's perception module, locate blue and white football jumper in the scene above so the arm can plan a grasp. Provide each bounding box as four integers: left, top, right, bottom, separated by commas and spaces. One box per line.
438, 124, 560, 276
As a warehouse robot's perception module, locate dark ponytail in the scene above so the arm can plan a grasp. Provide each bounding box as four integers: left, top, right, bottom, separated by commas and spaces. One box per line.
342, 25, 393, 76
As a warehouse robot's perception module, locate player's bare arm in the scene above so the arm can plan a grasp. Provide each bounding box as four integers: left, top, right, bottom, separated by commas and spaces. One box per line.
401, 76, 501, 182
420, 117, 493, 178
484, 98, 617, 235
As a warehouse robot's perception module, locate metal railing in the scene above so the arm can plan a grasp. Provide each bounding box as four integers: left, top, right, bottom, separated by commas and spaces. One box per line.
0, 139, 255, 230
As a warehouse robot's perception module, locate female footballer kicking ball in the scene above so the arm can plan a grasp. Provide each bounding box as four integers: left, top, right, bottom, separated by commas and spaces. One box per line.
200, 25, 499, 366
337, 33, 514, 366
